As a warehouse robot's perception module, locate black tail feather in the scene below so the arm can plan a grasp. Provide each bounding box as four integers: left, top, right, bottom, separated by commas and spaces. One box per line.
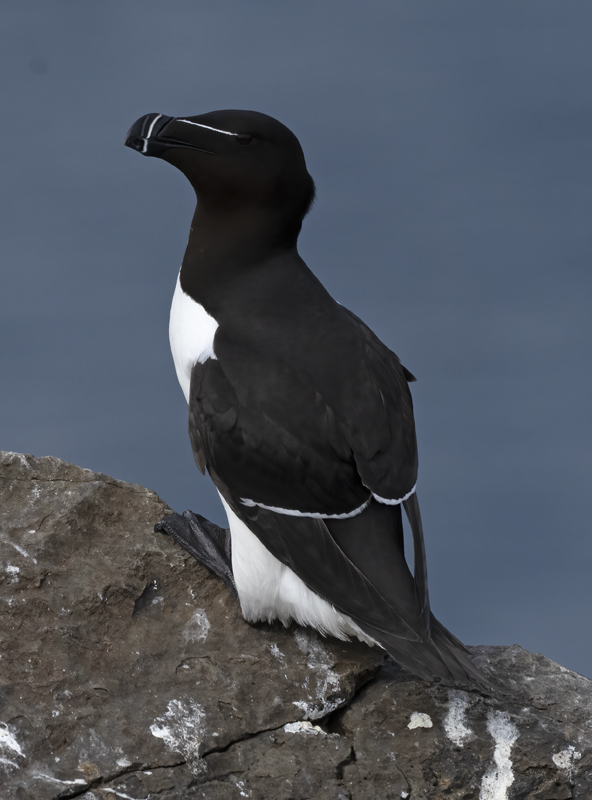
403, 492, 431, 635
223, 487, 488, 687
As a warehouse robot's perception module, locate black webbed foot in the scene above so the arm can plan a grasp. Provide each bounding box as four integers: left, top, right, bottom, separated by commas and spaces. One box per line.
155, 510, 237, 598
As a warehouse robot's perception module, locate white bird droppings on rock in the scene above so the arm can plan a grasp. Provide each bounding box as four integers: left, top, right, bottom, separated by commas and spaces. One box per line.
270, 643, 287, 666
6, 539, 36, 563
33, 773, 87, 786
479, 711, 519, 800
444, 690, 473, 747
150, 697, 207, 775
101, 788, 143, 800
0, 722, 23, 757
408, 712, 433, 729
182, 608, 210, 644
552, 745, 581, 779
284, 720, 325, 735
292, 630, 343, 719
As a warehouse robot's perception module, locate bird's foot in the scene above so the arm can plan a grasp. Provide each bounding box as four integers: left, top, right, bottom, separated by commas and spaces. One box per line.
155, 510, 237, 598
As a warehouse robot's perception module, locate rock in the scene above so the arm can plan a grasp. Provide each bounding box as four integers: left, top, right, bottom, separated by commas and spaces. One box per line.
0, 452, 382, 800
0, 452, 590, 799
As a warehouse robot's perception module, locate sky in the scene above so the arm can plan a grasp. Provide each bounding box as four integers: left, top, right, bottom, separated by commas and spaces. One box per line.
1, 1, 591, 677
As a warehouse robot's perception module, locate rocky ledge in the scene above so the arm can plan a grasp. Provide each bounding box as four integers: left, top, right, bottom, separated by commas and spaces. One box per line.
0, 451, 590, 800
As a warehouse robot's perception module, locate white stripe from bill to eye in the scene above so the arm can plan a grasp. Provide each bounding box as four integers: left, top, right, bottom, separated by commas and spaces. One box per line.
178, 119, 239, 137
372, 484, 416, 506
240, 496, 371, 520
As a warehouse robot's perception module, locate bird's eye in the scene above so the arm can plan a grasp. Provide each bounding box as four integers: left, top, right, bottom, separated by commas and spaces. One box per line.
236, 134, 253, 145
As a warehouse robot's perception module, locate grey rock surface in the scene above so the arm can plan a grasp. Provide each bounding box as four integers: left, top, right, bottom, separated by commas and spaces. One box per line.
1, 452, 590, 799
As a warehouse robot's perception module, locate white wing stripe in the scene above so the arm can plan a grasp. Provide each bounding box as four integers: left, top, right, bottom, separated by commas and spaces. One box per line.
240, 496, 371, 520
372, 484, 416, 506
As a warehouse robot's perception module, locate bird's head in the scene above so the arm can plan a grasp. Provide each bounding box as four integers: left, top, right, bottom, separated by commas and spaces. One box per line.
125, 110, 315, 236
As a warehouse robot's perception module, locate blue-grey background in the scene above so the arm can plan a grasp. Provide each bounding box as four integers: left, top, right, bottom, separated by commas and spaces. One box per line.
2, 1, 591, 676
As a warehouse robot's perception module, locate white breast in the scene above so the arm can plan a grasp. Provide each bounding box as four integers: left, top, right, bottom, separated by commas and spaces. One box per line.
169, 271, 219, 402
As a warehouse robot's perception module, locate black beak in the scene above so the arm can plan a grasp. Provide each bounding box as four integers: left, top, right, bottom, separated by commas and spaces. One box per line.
124, 113, 175, 156
125, 113, 218, 158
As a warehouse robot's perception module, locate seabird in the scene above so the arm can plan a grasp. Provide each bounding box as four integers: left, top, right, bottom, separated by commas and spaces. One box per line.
124, 110, 484, 684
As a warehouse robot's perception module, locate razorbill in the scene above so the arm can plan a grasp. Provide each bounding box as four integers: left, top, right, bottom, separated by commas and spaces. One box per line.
124, 110, 485, 684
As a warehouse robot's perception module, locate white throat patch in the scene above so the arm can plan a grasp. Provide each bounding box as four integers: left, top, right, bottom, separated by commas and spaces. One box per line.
169, 271, 219, 402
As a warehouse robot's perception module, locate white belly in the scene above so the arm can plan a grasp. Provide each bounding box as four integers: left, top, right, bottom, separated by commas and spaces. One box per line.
169, 271, 219, 402
219, 495, 376, 646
